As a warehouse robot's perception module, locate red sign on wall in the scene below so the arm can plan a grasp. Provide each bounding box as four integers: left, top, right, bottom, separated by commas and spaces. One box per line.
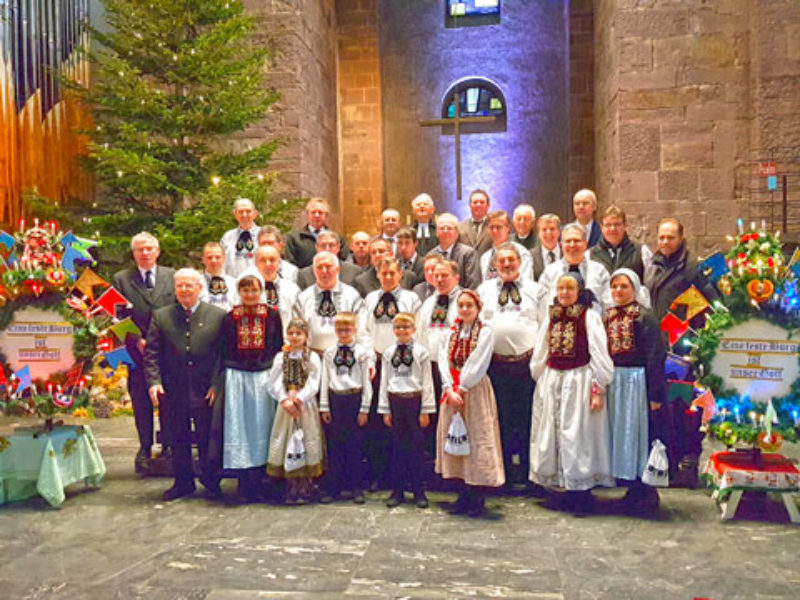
758, 162, 777, 176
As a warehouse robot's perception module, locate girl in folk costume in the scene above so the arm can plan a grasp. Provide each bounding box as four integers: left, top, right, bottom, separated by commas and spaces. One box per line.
267, 318, 323, 504
219, 275, 284, 501
604, 268, 667, 514
529, 273, 615, 514
436, 289, 505, 517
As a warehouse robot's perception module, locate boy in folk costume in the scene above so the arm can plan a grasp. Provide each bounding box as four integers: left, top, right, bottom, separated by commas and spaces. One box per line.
319, 312, 374, 504
379, 313, 436, 508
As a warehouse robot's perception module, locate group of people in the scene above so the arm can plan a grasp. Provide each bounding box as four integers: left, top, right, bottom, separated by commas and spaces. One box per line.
113, 187, 716, 516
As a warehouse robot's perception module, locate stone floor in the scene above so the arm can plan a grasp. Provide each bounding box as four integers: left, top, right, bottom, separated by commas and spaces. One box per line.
1, 415, 800, 599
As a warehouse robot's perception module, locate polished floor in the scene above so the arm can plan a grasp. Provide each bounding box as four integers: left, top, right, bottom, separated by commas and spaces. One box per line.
1, 415, 799, 599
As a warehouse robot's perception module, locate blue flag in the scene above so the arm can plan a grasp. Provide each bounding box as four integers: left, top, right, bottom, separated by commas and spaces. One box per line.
104, 347, 136, 370
12, 365, 32, 394
698, 252, 729, 283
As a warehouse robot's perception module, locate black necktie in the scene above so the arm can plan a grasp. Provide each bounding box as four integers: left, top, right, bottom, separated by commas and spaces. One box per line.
264, 281, 278, 307
208, 276, 227, 295
548, 250, 556, 264
236, 230, 254, 254
318, 290, 336, 317
144, 270, 154, 289
184, 308, 193, 322
431, 294, 449, 325
334, 345, 355, 369
373, 291, 398, 320
499, 281, 521, 307
391, 344, 414, 368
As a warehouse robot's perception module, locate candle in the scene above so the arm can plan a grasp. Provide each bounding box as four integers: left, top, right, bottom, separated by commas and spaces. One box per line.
748, 411, 756, 426
737, 218, 744, 234
761, 219, 766, 231
734, 407, 741, 424
47, 383, 53, 398
19, 218, 24, 232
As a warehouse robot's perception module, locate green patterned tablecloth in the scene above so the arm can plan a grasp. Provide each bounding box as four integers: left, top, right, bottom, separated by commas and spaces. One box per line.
0, 424, 106, 507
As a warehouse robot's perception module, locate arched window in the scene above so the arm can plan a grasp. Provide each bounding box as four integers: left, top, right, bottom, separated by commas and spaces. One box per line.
446, 1, 501, 28
440, 78, 507, 134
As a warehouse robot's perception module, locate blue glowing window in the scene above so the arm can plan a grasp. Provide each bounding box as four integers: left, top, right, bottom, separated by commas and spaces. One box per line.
446, 0, 501, 28
440, 78, 507, 133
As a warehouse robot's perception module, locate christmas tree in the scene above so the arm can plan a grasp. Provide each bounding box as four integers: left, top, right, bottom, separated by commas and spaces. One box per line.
73, 0, 300, 265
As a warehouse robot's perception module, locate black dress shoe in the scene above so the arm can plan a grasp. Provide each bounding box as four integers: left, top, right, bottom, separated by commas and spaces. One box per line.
448, 492, 472, 515
385, 491, 404, 508
199, 476, 222, 498
413, 492, 429, 509
134, 450, 150, 474
352, 491, 366, 504
163, 484, 195, 502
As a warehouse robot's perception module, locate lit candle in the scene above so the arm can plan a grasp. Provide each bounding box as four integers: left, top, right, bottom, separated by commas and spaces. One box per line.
737, 218, 744, 234
734, 407, 741, 424
757, 260, 763, 276
47, 382, 53, 398
748, 410, 756, 426
19, 218, 25, 232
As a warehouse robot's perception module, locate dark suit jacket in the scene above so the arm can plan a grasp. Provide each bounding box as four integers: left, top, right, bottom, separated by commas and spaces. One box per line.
399, 255, 425, 287
531, 243, 561, 281
412, 221, 438, 257
413, 281, 434, 302
354, 267, 416, 297
285, 225, 349, 269
295, 261, 361, 290
512, 231, 537, 250
429, 242, 481, 289
112, 265, 176, 366
457, 218, 492, 255
145, 302, 227, 408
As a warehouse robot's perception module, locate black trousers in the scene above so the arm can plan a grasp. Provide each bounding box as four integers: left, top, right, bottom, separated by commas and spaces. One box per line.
388, 393, 425, 493
488, 357, 534, 485
128, 365, 169, 452
324, 391, 365, 493
365, 357, 391, 486
162, 397, 213, 487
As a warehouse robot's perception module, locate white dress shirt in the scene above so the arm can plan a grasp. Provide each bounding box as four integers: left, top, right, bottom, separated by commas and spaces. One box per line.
220, 225, 261, 279
378, 342, 436, 415
279, 260, 299, 283
416, 286, 461, 360
363, 286, 422, 354
268, 351, 322, 405
477, 277, 548, 356
438, 324, 494, 393
292, 281, 367, 352
319, 342, 374, 413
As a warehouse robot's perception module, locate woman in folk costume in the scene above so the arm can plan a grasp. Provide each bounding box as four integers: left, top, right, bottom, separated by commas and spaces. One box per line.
605, 268, 667, 514
267, 318, 323, 504
529, 273, 614, 514
219, 275, 283, 501
436, 289, 505, 517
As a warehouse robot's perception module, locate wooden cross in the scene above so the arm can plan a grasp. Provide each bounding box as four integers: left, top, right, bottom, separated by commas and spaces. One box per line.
419, 91, 496, 202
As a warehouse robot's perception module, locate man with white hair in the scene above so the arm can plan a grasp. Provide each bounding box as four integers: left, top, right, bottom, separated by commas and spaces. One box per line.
411, 193, 438, 257
113, 232, 176, 475
428, 212, 480, 289
285, 197, 348, 268
292, 251, 368, 353
538, 222, 609, 313
511, 204, 537, 250
571, 188, 602, 248
220, 198, 261, 278
145, 268, 227, 501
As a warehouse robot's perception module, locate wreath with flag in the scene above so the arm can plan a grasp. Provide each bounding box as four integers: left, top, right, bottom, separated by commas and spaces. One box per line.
660, 220, 800, 450
0, 218, 141, 419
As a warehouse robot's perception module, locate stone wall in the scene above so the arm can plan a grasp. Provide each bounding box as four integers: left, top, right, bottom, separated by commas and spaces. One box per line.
569, 0, 596, 196
242, 0, 340, 227
376, 0, 571, 223
336, 0, 384, 235
595, 0, 800, 254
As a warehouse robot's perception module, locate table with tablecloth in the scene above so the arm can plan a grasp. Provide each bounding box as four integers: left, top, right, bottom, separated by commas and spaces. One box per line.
0, 424, 106, 508
701, 450, 800, 523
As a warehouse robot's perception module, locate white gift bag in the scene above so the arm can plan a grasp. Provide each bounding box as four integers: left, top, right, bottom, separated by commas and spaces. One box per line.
284, 422, 307, 472
641, 439, 669, 487
444, 412, 470, 456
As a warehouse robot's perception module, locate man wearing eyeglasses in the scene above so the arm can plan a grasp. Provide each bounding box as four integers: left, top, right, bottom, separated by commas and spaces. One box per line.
590, 206, 653, 282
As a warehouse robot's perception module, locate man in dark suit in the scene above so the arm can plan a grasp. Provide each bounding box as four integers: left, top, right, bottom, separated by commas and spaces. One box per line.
112, 232, 176, 474
145, 269, 227, 501
457, 189, 493, 255
530, 214, 562, 281
354, 238, 416, 296
430, 213, 481, 289
295, 231, 361, 290
411, 193, 438, 257
395, 227, 425, 287
285, 198, 348, 268
511, 204, 537, 250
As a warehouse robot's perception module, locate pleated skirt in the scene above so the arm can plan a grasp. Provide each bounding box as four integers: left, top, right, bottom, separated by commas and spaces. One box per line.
607, 366, 649, 481
223, 368, 275, 469
266, 399, 325, 479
